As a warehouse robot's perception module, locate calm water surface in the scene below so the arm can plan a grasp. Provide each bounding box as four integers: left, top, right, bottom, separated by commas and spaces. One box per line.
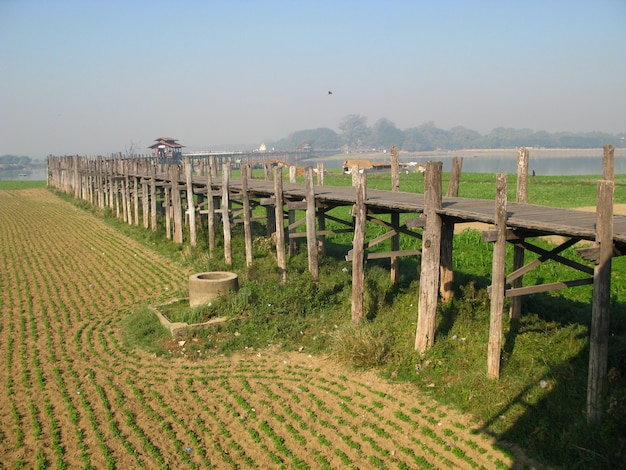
435, 156, 626, 176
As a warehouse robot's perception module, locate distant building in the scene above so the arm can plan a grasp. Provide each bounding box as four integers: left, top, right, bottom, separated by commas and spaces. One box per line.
149, 137, 184, 159
342, 159, 391, 174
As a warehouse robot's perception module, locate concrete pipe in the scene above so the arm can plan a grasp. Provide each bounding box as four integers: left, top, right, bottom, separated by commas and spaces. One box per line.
189, 272, 239, 307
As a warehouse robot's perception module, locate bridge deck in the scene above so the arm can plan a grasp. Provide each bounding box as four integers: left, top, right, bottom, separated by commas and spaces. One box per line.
203, 176, 626, 248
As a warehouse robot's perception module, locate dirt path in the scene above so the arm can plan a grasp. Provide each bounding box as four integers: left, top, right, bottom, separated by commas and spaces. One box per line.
0, 188, 539, 469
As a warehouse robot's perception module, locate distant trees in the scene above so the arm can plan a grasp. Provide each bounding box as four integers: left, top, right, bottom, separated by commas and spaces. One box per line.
271, 116, 625, 152
0, 155, 36, 171
273, 128, 342, 150
338, 114, 370, 150
0, 155, 32, 166
368, 118, 404, 150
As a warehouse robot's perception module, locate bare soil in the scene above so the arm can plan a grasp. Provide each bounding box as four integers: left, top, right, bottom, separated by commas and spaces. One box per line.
0, 188, 549, 469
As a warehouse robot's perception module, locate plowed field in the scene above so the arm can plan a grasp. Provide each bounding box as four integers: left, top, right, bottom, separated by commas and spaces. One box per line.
0, 188, 520, 469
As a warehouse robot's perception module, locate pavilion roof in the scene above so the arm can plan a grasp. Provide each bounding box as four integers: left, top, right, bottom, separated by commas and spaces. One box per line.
148, 137, 185, 149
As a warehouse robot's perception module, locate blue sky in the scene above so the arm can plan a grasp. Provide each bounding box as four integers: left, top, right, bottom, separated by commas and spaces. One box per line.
1, 0, 625, 157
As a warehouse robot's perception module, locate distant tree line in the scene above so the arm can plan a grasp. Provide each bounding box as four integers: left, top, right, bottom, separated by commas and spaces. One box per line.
271, 114, 625, 152
0, 155, 40, 170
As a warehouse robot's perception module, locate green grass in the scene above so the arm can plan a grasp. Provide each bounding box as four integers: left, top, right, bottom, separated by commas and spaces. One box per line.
0, 180, 46, 190
120, 308, 170, 356
156, 299, 220, 324
47, 171, 626, 469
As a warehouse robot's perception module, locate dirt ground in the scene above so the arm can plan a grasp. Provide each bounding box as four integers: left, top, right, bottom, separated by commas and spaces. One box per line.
0, 188, 560, 469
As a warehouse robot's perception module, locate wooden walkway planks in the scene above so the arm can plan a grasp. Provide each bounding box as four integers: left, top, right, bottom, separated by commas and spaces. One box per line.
197, 175, 626, 248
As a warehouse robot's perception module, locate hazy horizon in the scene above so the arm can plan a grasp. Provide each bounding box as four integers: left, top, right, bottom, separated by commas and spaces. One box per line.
1, 0, 625, 158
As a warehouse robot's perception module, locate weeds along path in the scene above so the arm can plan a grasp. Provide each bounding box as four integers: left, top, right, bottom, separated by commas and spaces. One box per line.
0, 188, 517, 469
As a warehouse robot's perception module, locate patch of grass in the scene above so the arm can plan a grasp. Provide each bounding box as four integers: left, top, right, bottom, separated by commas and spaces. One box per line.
120, 308, 170, 356
330, 321, 394, 369
321, 171, 626, 207
0, 180, 47, 190
157, 299, 219, 324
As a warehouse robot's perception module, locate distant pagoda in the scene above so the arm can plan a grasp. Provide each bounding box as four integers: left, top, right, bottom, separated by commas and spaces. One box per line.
148, 137, 184, 159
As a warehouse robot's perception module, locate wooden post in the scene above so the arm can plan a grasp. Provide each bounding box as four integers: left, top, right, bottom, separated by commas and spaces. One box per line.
316, 162, 324, 186
390, 212, 400, 284
95, 158, 102, 207
603, 144, 614, 181
206, 168, 216, 258
264, 163, 272, 181
133, 161, 139, 226
488, 173, 508, 379
511, 148, 529, 318
109, 163, 115, 211
274, 167, 287, 283
86, 159, 93, 203
150, 165, 157, 232
447, 156, 463, 197
288, 205, 297, 257
125, 162, 132, 225
142, 168, 149, 229
115, 179, 121, 219
315, 165, 326, 254
185, 157, 197, 247
171, 165, 183, 244
99, 158, 103, 206
440, 156, 463, 301
390, 145, 400, 192
305, 167, 319, 279
317, 206, 326, 256
390, 145, 400, 284
165, 185, 171, 240
266, 204, 276, 237
222, 163, 232, 265
415, 161, 443, 352
241, 164, 253, 267
351, 164, 360, 187
351, 171, 367, 323
587, 178, 615, 423
73, 154, 80, 199
289, 166, 296, 183
516, 148, 529, 202
120, 162, 128, 222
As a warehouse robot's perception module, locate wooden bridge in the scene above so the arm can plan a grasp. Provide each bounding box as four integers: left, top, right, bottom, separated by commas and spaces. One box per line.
225, 177, 626, 246
46, 145, 622, 423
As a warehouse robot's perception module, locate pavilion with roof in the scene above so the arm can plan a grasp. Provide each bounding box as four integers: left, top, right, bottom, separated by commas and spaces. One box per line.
148, 137, 184, 159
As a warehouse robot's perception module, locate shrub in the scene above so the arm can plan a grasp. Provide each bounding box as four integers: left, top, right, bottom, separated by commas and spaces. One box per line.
330, 321, 394, 369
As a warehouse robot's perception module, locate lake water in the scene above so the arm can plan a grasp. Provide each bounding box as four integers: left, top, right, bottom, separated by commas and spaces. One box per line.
432, 155, 626, 176
0, 168, 47, 181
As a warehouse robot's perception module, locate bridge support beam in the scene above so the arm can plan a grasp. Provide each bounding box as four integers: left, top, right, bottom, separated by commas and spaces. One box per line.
274, 167, 287, 283
587, 163, 615, 423
440, 156, 463, 301
488, 173, 508, 379
415, 161, 443, 353
510, 147, 529, 319
351, 171, 367, 322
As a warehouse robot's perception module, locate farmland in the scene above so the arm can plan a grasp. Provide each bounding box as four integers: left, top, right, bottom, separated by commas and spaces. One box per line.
0, 187, 523, 468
